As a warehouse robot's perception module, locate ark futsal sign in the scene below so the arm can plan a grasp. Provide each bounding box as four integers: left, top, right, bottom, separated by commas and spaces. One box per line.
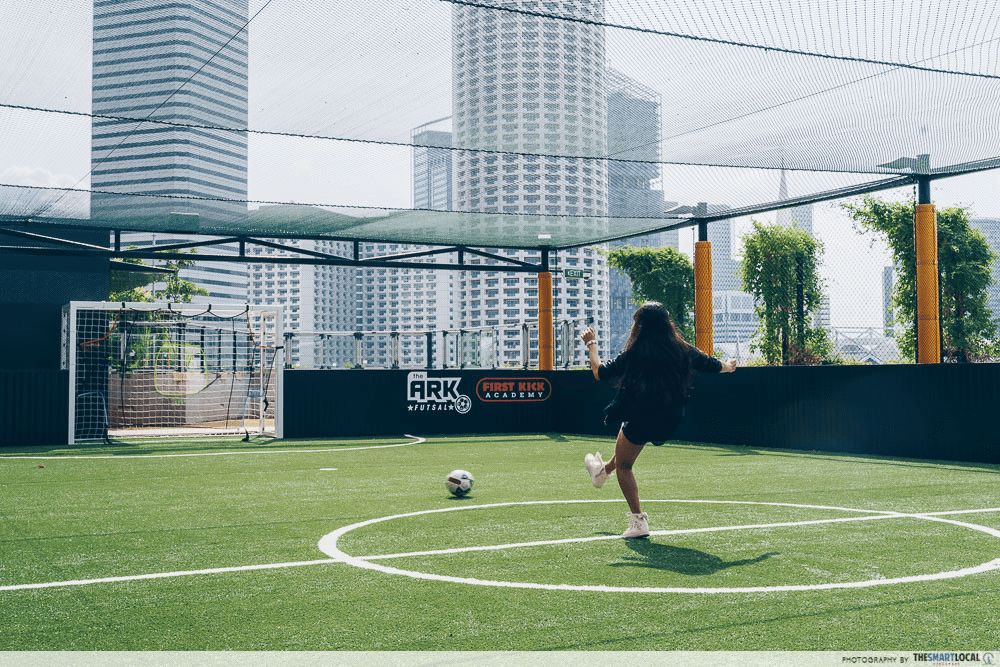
406, 371, 472, 414
476, 377, 552, 402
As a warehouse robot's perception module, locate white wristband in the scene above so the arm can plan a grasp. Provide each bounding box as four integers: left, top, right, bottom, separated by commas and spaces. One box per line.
586, 340, 597, 348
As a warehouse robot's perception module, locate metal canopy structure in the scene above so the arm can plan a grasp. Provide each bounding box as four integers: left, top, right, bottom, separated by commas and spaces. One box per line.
0, 222, 549, 272
2, 0, 1000, 259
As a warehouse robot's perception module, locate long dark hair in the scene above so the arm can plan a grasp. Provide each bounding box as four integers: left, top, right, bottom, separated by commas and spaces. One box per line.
619, 301, 693, 405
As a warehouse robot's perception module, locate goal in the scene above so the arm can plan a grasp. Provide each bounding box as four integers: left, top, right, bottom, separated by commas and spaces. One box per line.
62, 302, 283, 443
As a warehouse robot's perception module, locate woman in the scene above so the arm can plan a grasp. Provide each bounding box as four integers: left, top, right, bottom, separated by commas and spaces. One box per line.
582, 301, 736, 538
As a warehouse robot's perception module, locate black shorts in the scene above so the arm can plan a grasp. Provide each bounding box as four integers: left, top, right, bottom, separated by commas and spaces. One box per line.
620, 416, 683, 447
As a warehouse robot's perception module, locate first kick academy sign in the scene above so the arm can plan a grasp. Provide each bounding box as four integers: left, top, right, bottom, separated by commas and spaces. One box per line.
476, 377, 552, 402
407, 371, 472, 414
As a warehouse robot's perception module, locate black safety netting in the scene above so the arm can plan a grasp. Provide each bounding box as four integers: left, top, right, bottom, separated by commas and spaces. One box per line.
1, 0, 999, 248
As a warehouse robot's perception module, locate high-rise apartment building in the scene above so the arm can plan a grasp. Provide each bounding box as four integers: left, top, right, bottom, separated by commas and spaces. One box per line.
355, 242, 455, 368
350, 120, 457, 369
605, 69, 674, 353
707, 211, 757, 347
450, 0, 610, 364
246, 207, 356, 368
413, 118, 454, 212
92, 0, 250, 305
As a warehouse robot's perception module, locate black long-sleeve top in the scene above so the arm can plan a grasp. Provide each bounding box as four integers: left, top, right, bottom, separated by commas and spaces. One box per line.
597, 343, 723, 422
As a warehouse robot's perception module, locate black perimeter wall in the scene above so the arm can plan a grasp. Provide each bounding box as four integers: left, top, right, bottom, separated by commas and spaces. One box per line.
284, 364, 1000, 464
0, 225, 109, 446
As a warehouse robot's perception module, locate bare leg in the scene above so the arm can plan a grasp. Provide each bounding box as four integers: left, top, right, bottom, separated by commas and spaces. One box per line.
612, 427, 644, 514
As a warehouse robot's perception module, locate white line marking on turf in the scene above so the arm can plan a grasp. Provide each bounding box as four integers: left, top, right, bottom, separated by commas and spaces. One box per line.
360, 513, 900, 561
356, 504, 1000, 561
318, 500, 1000, 594
6, 501, 999, 593
0, 559, 340, 592
320, 468, 338, 471
0, 435, 425, 460
916, 507, 1000, 517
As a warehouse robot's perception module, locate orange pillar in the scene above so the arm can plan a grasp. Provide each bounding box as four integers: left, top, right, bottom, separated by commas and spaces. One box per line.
915, 203, 940, 364
694, 240, 713, 355
538, 271, 553, 370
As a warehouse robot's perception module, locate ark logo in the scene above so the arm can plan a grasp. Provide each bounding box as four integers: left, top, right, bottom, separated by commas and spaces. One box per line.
406, 371, 472, 414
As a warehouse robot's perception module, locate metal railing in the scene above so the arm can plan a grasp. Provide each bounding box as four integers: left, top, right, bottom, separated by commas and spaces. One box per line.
284, 319, 592, 370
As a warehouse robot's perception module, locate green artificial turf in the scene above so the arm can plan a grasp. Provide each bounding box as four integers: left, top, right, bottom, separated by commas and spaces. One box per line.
1, 433, 999, 650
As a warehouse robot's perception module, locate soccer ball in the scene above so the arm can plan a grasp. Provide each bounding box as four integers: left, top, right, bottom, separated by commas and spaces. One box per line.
446, 469, 474, 497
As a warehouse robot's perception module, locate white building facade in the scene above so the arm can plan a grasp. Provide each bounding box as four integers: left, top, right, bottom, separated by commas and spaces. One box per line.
246, 208, 356, 369
450, 0, 611, 366
350, 121, 457, 370
91, 0, 250, 305
605, 70, 673, 353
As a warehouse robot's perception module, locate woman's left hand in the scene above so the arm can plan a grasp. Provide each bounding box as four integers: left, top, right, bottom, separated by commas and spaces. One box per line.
721, 359, 737, 373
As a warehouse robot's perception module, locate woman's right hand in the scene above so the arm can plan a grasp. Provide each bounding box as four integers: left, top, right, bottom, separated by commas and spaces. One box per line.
581, 327, 596, 346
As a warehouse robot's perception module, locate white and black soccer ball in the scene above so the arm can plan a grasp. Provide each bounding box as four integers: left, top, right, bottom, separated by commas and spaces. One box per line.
446, 469, 474, 497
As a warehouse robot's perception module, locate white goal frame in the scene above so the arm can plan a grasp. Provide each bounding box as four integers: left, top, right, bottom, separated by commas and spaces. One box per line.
62, 302, 283, 443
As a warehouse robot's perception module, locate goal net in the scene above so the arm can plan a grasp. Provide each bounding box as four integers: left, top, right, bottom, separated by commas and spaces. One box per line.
62, 302, 283, 443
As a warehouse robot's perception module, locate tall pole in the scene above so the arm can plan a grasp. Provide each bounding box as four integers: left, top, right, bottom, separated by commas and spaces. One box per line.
915, 177, 940, 364
694, 212, 713, 356
538, 249, 554, 370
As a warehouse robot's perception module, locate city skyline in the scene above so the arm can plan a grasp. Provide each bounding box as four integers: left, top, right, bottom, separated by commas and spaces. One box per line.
3, 1, 1000, 350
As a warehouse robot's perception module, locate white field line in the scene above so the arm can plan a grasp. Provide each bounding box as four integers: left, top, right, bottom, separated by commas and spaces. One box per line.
914, 507, 1000, 517
355, 506, 1000, 562
4, 503, 999, 593
360, 512, 901, 561
352, 505, 1000, 564
0, 435, 425, 460
320, 502, 1000, 594
0, 560, 339, 591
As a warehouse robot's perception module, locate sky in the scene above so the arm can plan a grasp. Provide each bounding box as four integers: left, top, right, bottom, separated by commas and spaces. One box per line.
2, 0, 999, 330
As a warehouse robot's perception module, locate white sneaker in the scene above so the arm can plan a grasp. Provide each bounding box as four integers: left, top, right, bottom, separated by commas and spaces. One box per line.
585, 452, 610, 488
623, 512, 650, 538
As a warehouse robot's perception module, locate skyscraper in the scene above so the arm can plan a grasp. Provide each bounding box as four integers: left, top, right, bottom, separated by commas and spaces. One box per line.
706, 212, 757, 347
450, 0, 610, 364
708, 170, 829, 354
412, 118, 454, 212
775, 169, 830, 328
246, 207, 356, 369
605, 69, 672, 353
354, 243, 455, 369
92, 0, 250, 305
775, 169, 814, 234
350, 119, 457, 369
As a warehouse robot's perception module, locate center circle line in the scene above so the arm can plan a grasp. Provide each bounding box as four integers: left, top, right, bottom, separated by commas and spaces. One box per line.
318, 499, 1000, 594
359, 512, 902, 562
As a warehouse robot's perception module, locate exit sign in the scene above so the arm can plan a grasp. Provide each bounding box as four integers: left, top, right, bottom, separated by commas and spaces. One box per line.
564, 268, 589, 279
